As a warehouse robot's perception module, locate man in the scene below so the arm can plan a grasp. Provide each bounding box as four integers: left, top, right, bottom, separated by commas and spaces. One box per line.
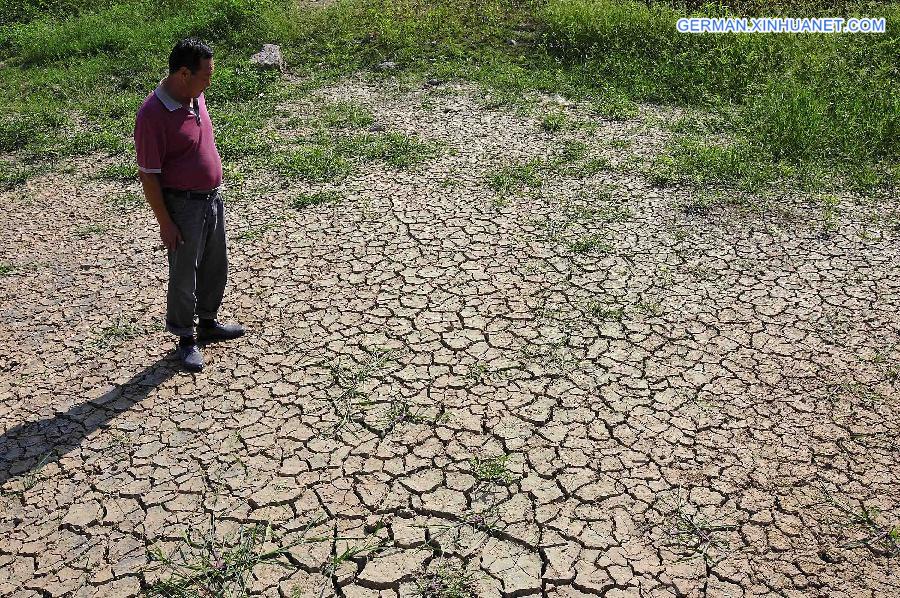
135, 38, 244, 372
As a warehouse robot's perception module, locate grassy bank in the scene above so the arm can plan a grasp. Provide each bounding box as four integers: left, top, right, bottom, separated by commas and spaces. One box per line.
0, 0, 897, 195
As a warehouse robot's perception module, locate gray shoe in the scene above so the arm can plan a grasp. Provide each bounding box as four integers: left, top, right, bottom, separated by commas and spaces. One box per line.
176, 342, 204, 372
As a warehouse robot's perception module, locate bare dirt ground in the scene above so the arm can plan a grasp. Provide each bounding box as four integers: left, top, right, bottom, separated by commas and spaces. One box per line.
1, 74, 898, 597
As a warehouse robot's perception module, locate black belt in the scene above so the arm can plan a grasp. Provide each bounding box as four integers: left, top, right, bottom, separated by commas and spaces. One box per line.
163, 187, 219, 201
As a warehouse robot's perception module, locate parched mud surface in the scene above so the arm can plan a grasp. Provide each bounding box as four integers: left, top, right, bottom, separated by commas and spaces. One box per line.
1, 75, 898, 597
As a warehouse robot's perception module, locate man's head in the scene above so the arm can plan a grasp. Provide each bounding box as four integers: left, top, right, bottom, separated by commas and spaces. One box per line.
168, 38, 214, 99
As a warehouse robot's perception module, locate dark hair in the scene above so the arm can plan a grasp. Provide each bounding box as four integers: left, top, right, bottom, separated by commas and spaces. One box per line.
168, 38, 213, 74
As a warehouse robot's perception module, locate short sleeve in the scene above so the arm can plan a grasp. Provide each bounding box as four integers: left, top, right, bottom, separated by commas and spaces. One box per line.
134, 108, 165, 174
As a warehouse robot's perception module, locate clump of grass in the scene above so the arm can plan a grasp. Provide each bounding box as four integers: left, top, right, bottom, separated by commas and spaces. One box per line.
96, 160, 136, 182
540, 109, 568, 132
108, 192, 145, 212
146, 514, 328, 598
1, 452, 52, 496
821, 194, 840, 233
0, 264, 14, 276
585, 300, 623, 321
275, 146, 352, 182
818, 486, 900, 558
568, 233, 610, 254
469, 454, 514, 485
0, 160, 37, 190
92, 316, 141, 349
290, 190, 343, 209
415, 561, 479, 598
488, 158, 543, 196
325, 347, 398, 436
658, 489, 736, 566
320, 100, 375, 129
334, 131, 440, 168
75, 223, 108, 238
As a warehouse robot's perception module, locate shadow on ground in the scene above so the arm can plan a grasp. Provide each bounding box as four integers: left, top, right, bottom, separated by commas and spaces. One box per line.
0, 357, 178, 488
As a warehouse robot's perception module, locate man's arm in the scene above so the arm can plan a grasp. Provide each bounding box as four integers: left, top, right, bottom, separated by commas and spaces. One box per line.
139, 170, 183, 251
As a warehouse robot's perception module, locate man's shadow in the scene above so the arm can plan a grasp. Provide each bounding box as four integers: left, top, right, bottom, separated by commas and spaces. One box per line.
0, 356, 178, 489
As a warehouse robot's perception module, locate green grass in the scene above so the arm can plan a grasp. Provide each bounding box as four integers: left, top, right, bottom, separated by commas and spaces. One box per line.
488, 158, 543, 195
75, 223, 108, 237
0, 264, 13, 276
146, 515, 329, 598
469, 454, 514, 485
415, 561, 479, 598
319, 100, 375, 129
275, 146, 352, 181
568, 233, 611, 254
540, 109, 568, 132
290, 189, 343, 209
585, 299, 624, 321
108, 191, 146, 211
276, 131, 438, 181
0, 0, 897, 195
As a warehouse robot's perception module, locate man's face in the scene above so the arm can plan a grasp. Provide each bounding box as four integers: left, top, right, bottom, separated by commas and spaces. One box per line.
180, 58, 214, 98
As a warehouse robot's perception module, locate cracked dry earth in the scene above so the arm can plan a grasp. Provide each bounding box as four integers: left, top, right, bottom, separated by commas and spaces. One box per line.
1, 74, 899, 598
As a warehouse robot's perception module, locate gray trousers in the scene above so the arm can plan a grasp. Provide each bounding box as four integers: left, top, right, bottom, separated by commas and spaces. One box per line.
163, 189, 228, 337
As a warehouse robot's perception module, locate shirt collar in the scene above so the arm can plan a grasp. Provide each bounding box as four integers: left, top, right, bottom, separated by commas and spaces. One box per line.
154, 81, 184, 111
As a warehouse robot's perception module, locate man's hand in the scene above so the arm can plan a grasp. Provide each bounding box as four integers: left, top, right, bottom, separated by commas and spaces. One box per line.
159, 218, 183, 251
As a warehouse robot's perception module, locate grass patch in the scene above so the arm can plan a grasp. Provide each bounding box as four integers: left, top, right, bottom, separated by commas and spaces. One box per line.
568, 233, 610, 254
75, 223, 108, 237
415, 561, 479, 598
108, 191, 145, 211
319, 100, 375, 129
290, 189, 343, 209
276, 131, 438, 181
469, 454, 514, 485
540, 109, 568, 132
146, 515, 328, 597
1, 0, 897, 194
92, 316, 141, 349
585, 299, 624, 321
96, 160, 136, 182
275, 146, 352, 182
0, 264, 14, 276
488, 158, 543, 195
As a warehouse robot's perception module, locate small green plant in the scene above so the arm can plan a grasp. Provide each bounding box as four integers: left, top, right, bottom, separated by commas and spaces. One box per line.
1, 452, 52, 496
821, 194, 840, 232
97, 160, 136, 182
290, 190, 342, 210
561, 139, 589, 162
659, 489, 736, 566
540, 110, 568, 132
0, 264, 14, 276
568, 234, 610, 254
488, 159, 543, 196
275, 143, 351, 182
464, 363, 489, 385
92, 316, 141, 349
820, 488, 900, 557
335, 131, 440, 169
469, 454, 514, 485
326, 347, 398, 436
146, 515, 328, 597
585, 300, 624, 321
322, 521, 387, 579
415, 561, 479, 598
319, 101, 375, 129
108, 192, 145, 212
592, 87, 638, 121
75, 223, 107, 238
378, 398, 435, 438
237, 216, 285, 241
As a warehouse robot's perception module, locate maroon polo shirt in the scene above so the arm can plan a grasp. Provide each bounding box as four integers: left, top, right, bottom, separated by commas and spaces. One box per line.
134, 82, 223, 191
